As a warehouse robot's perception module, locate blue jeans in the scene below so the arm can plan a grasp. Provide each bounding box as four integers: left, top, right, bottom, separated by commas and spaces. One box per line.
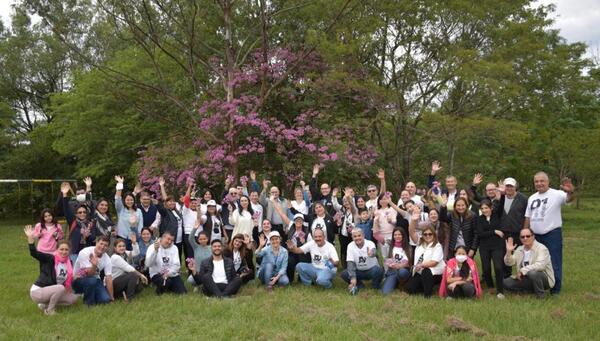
70, 254, 78, 264
73, 277, 110, 306
341, 266, 384, 289
258, 262, 290, 286
382, 268, 411, 295
296, 263, 336, 289
535, 228, 562, 294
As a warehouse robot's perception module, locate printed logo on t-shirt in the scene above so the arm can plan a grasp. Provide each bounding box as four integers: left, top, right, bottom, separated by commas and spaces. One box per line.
394, 253, 403, 261
315, 224, 323, 230
59, 268, 67, 277
313, 254, 322, 262
358, 256, 367, 264
530, 198, 548, 221
162, 257, 170, 264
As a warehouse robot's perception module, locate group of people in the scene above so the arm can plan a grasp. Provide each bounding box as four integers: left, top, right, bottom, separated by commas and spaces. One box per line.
26, 162, 574, 314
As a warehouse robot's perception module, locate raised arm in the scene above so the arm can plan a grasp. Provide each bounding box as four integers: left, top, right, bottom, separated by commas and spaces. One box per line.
114, 175, 125, 213
272, 198, 291, 226
158, 177, 168, 201
60, 182, 75, 226
561, 178, 576, 203
309, 164, 320, 201
183, 181, 193, 208
427, 161, 442, 188
408, 209, 420, 244
377, 169, 386, 196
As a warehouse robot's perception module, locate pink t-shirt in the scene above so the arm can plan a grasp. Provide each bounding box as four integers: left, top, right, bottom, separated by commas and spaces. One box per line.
33, 223, 64, 254
375, 207, 396, 237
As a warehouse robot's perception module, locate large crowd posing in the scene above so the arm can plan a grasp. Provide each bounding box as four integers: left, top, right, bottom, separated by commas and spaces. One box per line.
25, 162, 575, 315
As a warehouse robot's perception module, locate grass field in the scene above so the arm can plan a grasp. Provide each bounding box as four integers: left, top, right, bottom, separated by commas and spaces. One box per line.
1, 200, 599, 340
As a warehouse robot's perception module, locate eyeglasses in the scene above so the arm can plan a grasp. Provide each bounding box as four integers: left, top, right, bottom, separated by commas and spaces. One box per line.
422, 233, 433, 237
520, 235, 532, 239
270, 192, 278, 194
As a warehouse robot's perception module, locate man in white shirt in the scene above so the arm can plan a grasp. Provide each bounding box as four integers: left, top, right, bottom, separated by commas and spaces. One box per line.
72, 236, 114, 305
287, 229, 339, 289
523, 172, 574, 295
341, 229, 383, 294
199, 239, 242, 298
145, 231, 186, 295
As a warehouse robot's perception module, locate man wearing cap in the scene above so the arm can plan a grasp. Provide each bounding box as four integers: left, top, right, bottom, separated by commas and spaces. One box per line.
199, 239, 242, 298
341, 228, 383, 294
287, 229, 339, 289
523, 172, 575, 295
255, 231, 289, 290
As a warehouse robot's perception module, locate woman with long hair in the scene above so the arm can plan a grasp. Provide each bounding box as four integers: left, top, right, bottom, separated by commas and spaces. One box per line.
61, 182, 96, 262
110, 237, 148, 301
230, 195, 258, 240
94, 199, 116, 254
224, 234, 255, 284
25, 226, 78, 315
33, 209, 64, 254
439, 246, 482, 299
439, 196, 476, 259
372, 193, 397, 261
406, 222, 446, 297
114, 176, 144, 250
381, 228, 412, 294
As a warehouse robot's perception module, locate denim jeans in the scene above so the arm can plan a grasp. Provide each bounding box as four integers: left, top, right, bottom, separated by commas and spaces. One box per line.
340, 266, 384, 289
296, 263, 336, 289
535, 228, 562, 294
258, 262, 290, 286
381, 268, 411, 295
73, 276, 110, 306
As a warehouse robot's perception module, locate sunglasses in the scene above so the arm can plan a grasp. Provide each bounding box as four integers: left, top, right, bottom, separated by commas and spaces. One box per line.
423, 233, 433, 237
367, 189, 376, 192
520, 235, 532, 239
76, 211, 87, 215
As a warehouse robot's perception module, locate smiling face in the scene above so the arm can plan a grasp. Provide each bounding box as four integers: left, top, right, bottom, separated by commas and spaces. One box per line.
76, 207, 88, 221
485, 183, 497, 199
197, 233, 208, 246
43, 211, 54, 224
320, 183, 331, 196
520, 229, 535, 248
429, 210, 439, 223
405, 182, 416, 196
314, 203, 325, 217
57, 242, 70, 258
459, 189, 469, 201
115, 240, 126, 255
250, 191, 259, 203
445, 176, 457, 191
351, 230, 364, 246
211, 241, 222, 256
140, 193, 151, 207
97, 200, 109, 214
454, 199, 467, 214
356, 197, 366, 208
166, 198, 176, 210
233, 237, 243, 250
270, 236, 281, 248
161, 233, 174, 248
262, 220, 271, 233
124, 194, 135, 210
239, 196, 249, 209
141, 229, 152, 243
203, 191, 212, 201
480, 203, 492, 217
393, 229, 403, 243
313, 228, 325, 246
400, 190, 410, 203
422, 228, 435, 244
534, 173, 549, 193
95, 239, 109, 255
294, 188, 303, 201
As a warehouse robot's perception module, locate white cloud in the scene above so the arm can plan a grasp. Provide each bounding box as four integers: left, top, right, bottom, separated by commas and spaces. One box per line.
536, 0, 600, 49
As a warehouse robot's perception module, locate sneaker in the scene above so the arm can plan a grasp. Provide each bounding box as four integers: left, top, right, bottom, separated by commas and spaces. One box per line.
497, 293, 505, 299
37, 303, 47, 311
350, 287, 359, 296
266, 285, 273, 293
445, 296, 454, 300
44, 309, 56, 316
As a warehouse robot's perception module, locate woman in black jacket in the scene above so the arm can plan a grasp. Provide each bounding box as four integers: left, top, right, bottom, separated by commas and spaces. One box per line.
25, 226, 78, 315
224, 234, 255, 284
471, 199, 507, 299
292, 202, 337, 244
94, 199, 116, 255
440, 196, 476, 259
61, 183, 96, 261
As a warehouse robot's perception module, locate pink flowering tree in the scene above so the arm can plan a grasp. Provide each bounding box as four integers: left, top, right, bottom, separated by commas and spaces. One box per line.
138, 48, 377, 194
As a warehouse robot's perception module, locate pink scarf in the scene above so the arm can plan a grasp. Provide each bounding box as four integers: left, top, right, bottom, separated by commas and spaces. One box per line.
54, 252, 73, 291
438, 257, 482, 298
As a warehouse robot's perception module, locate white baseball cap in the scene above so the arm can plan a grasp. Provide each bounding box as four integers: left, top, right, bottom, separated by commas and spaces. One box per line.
293, 213, 305, 221
268, 231, 281, 239
207, 200, 217, 206
504, 178, 517, 187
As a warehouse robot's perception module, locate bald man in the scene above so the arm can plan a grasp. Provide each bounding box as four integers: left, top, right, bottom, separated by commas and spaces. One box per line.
523, 172, 575, 295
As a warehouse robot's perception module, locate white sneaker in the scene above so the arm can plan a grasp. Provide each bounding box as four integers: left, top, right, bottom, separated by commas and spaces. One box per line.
445, 296, 454, 300
37, 303, 47, 311
497, 293, 505, 299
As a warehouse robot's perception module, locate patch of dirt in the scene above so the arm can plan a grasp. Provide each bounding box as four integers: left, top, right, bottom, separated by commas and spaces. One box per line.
550, 308, 566, 320
447, 316, 488, 337
583, 292, 600, 300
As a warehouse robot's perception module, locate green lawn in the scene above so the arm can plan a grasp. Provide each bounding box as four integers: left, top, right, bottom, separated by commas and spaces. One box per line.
1, 200, 599, 340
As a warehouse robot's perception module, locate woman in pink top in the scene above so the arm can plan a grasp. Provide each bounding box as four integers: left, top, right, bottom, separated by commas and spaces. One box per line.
373, 193, 397, 259
33, 209, 64, 254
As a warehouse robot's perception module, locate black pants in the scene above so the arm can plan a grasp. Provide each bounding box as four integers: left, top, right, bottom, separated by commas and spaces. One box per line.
287, 254, 310, 282
479, 247, 505, 293
339, 234, 351, 269
113, 272, 141, 300
200, 274, 242, 297
503, 271, 550, 298
406, 268, 442, 297
183, 235, 194, 274
447, 282, 476, 298
151, 274, 187, 295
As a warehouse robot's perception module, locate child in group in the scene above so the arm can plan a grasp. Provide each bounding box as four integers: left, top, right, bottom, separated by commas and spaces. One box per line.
356, 209, 373, 242
439, 246, 482, 299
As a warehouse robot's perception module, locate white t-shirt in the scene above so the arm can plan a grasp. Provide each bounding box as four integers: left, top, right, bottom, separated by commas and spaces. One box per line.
300, 240, 339, 270
311, 216, 327, 236
522, 249, 532, 267
291, 200, 308, 215
55, 263, 68, 285
74, 246, 112, 278
212, 259, 228, 284
346, 240, 379, 271
341, 210, 355, 237
171, 210, 183, 243
447, 192, 457, 212
504, 197, 515, 215
525, 188, 568, 234
182, 206, 198, 235
413, 242, 445, 276
411, 195, 424, 208
251, 202, 264, 231
366, 198, 378, 211
233, 250, 242, 271
202, 215, 222, 242
391, 246, 408, 264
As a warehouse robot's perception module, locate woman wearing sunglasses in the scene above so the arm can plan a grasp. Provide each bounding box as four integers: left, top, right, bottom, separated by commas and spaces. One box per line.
503, 228, 555, 298
61, 182, 96, 262
406, 211, 446, 297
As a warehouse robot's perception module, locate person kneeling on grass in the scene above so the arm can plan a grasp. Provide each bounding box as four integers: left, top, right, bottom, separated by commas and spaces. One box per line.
73, 236, 114, 305
287, 228, 339, 289
256, 231, 289, 291
341, 228, 383, 295
199, 239, 242, 298
145, 231, 187, 295
110, 238, 148, 301
381, 228, 412, 295
25, 226, 78, 315
187, 228, 212, 289
503, 228, 555, 299
439, 246, 482, 299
